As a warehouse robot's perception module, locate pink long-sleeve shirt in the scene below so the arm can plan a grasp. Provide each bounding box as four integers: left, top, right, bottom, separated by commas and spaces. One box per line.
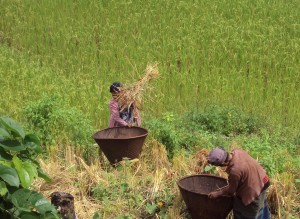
108, 99, 141, 128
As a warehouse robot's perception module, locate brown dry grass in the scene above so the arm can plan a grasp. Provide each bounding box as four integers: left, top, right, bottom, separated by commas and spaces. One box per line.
267, 173, 300, 219
33, 141, 299, 219
34, 145, 104, 218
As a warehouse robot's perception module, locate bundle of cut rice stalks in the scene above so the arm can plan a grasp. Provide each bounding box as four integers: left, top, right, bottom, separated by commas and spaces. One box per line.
116, 63, 159, 112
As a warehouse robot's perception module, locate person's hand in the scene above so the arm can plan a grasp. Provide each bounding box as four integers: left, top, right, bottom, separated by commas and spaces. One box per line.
127, 124, 132, 128
208, 191, 219, 199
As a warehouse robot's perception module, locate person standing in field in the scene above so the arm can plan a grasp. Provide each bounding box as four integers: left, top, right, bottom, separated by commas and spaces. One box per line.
207, 147, 271, 219
108, 82, 141, 128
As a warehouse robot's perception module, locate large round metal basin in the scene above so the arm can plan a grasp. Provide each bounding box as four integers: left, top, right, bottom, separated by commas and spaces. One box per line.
92, 126, 148, 164
177, 174, 233, 219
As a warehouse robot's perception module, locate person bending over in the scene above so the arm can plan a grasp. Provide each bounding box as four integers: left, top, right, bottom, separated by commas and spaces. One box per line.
207, 147, 271, 219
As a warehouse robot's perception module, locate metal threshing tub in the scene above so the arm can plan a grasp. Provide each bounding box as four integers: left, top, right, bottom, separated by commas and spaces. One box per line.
92, 126, 148, 165
177, 174, 233, 219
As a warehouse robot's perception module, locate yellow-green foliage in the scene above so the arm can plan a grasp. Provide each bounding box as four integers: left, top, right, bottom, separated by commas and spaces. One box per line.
1, 2, 299, 218
0, 0, 300, 130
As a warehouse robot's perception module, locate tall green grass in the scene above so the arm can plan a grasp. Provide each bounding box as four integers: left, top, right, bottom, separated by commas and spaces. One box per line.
0, 0, 299, 129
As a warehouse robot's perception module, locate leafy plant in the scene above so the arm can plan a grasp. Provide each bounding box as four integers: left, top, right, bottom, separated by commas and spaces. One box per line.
0, 116, 59, 218
204, 165, 219, 175
184, 105, 263, 136
22, 94, 95, 161
144, 112, 200, 158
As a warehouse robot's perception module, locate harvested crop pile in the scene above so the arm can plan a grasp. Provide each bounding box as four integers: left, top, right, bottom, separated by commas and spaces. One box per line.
116, 63, 159, 112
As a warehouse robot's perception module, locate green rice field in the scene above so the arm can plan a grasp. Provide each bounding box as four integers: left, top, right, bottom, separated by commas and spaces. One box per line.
1, 1, 300, 218
1, 0, 299, 129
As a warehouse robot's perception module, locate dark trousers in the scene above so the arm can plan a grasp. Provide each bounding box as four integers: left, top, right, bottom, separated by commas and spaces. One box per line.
233, 190, 271, 219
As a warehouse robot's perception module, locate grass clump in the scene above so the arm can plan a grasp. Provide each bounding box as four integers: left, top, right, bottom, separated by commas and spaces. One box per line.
144, 112, 200, 159
22, 94, 95, 161
183, 105, 264, 136
144, 105, 264, 158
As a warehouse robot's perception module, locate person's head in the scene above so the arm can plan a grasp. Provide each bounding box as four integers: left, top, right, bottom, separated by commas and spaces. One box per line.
207, 146, 229, 167
110, 82, 122, 95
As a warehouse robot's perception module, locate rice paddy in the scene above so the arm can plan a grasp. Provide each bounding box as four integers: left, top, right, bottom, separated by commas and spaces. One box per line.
1, 0, 300, 218
1, 0, 299, 129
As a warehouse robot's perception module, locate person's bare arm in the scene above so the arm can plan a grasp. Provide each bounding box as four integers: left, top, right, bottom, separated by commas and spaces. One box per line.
208, 174, 239, 198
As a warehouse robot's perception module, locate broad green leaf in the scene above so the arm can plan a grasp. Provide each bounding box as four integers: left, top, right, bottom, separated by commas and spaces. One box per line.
0, 140, 26, 152
31, 158, 42, 168
11, 189, 41, 212
0, 181, 8, 196
0, 147, 13, 161
295, 179, 300, 183
18, 212, 40, 219
28, 192, 47, 204
24, 134, 41, 146
133, 194, 143, 204
11, 190, 33, 212
42, 211, 60, 219
102, 196, 109, 204
0, 117, 25, 139
204, 165, 213, 172
0, 127, 11, 141
35, 197, 56, 214
116, 165, 123, 171
23, 162, 38, 181
13, 156, 35, 188
24, 134, 42, 153
37, 168, 51, 183
0, 164, 20, 187
146, 203, 157, 214
93, 212, 101, 219
26, 192, 56, 215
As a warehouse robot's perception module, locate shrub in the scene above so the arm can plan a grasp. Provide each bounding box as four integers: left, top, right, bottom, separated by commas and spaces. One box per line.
144, 112, 201, 158
144, 106, 262, 158
183, 105, 263, 136
0, 116, 59, 218
22, 94, 94, 148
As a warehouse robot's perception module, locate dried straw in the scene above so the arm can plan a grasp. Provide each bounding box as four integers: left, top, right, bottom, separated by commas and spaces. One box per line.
34, 147, 104, 218
116, 63, 159, 112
